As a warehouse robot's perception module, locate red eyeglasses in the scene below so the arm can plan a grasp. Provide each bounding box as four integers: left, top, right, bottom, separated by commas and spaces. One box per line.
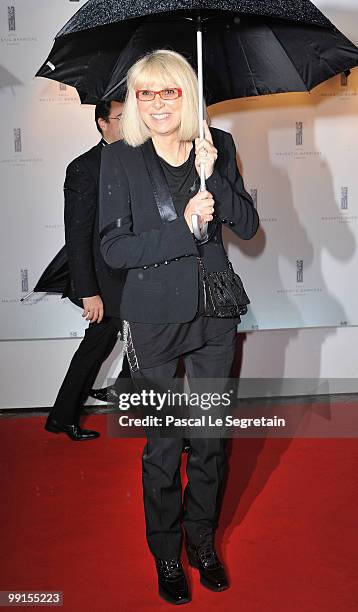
135, 88, 183, 101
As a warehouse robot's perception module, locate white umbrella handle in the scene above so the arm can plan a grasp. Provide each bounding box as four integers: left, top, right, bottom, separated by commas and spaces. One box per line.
192, 24, 208, 241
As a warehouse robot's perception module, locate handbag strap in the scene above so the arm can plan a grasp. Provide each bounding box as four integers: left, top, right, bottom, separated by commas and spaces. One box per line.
199, 249, 233, 275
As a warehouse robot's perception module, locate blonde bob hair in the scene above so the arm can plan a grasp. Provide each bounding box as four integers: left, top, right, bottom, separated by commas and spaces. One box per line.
121, 49, 207, 147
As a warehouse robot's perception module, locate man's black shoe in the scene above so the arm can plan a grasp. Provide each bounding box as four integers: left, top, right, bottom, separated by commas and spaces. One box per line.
155, 557, 190, 605
44, 417, 100, 441
89, 385, 119, 404
186, 531, 229, 592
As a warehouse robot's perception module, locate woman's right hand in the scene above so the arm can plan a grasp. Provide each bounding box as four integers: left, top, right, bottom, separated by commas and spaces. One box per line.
184, 190, 215, 232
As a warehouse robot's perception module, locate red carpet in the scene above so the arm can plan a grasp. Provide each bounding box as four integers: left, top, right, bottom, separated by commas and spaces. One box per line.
1, 414, 358, 611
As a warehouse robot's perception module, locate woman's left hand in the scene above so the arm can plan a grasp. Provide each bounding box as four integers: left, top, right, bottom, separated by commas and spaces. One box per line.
195, 120, 218, 180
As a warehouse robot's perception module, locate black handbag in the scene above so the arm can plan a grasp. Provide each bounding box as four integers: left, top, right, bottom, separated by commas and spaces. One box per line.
198, 255, 250, 318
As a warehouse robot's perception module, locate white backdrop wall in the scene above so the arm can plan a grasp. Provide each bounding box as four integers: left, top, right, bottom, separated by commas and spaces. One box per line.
1, 1, 358, 408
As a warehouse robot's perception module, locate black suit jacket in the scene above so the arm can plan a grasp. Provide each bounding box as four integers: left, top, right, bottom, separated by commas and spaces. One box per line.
63, 140, 123, 313
99, 127, 259, 323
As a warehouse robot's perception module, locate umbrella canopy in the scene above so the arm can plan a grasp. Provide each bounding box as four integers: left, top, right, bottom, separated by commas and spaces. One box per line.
56, 0, 332, 33
32, 245, 69, 295
36, 0, 358, 105
20, 246, 80, 307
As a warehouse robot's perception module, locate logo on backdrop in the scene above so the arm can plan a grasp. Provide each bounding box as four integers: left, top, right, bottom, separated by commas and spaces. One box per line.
322, 187, 358, 224
250, 189, 257, 210
341, 187, 348, 210
275, 123, 322, 161
7, 5, 15, 31
1, 5, 37, 45
319, 72, 357, 100
0, 128, 43, 167
296, 260, 303, 283
277, 259, 322, 298
44, 223, 64, 231
38, 82, 78, 105
341, 73, 348, 87
13, 128, 21, 153
250, 187, 278, 223
21, 269, 28, 293
296, 122, 303, 146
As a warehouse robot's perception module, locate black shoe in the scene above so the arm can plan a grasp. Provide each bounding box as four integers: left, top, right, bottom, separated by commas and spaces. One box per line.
155, 557, 191, 605
186, 531, 229, 592
44, 417, 100, 441
88, 385, 119, 404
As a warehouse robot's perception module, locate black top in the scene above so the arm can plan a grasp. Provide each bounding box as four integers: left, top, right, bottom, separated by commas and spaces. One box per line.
127, 143, 238, 370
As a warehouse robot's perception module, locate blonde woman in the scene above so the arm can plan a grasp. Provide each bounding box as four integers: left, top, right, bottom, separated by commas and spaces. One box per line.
99, 50, 259, 605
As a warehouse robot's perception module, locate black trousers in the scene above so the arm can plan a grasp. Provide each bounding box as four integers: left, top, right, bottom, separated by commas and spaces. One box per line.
50, 317, 127, 425
131, 327, 237, 560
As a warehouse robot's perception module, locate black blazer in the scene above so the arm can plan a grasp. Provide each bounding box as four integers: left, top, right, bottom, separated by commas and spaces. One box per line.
99, 127, 259, 323
62, 141, 123, 313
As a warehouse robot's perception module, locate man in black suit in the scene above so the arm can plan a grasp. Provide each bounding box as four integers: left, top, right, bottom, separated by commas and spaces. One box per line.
45, 98, 131, 441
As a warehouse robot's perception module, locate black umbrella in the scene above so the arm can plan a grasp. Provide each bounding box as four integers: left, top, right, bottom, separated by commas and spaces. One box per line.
36, 0, 358, 107
36, 0, 358, 239
20, 246, 79, 306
